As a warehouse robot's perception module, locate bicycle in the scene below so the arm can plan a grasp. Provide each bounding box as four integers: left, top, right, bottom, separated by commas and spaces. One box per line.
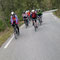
24, 18, 29, 28
32, 19, 38, 31
38, 15, 42, 25
13, 21, 19, 39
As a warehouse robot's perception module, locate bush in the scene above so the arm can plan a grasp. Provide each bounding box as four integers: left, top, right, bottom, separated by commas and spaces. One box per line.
5, 18, 11, 27
0, 20, 6, 32
15, 9, 23, 21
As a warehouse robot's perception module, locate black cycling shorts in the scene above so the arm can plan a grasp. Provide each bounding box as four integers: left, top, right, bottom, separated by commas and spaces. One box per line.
32, 18, 37, 22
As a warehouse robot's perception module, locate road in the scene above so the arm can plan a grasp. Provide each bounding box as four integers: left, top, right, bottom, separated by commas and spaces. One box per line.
0, 11, 60, 60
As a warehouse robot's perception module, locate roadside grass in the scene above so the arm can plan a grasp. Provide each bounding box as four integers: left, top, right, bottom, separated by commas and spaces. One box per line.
0, 28, 13, 47
0, 21, 24, 47
53, 9, 60, 18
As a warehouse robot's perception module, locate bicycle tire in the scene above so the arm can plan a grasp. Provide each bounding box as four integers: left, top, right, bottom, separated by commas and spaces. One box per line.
14, 25, 18, 39
34, 22, 37, 32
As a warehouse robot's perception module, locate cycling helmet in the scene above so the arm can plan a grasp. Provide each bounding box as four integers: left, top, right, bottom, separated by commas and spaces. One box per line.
11, 11, 14, 15
27, 10, 29, 13
26, 11, 28, 13
32, 10, 35, 12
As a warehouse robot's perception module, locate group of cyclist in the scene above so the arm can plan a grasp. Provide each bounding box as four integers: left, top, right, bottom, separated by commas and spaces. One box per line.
10, 9, 42, 36
22, 9, 42, 28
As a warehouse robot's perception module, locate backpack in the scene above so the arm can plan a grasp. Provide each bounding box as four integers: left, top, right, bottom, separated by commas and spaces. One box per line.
32, 13, 36, 18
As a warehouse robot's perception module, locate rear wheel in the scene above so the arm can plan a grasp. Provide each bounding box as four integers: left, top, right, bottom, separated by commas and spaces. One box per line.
14, 26, 18, 39
14, 29, 17, 39
25, 20, 29, 28
39, 16, 42, 25
34, 20, 38, 32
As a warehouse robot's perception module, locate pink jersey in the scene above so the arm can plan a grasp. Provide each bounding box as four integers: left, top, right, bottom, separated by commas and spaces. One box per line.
22, 13, 28, 18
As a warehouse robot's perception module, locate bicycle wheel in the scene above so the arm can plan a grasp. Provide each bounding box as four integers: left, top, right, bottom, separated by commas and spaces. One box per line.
14, 26, 17, 39
34, 21, 37, 32
40, 16, 42, 25
35, 26, 37, 31
26, 20, 29, 28
16, 26, 19, 37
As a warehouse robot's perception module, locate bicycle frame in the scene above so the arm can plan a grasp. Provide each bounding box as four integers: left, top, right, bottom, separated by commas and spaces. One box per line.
13, 22, 18, 39
38, 16, 42, 25
24, 18, 29, 28
32, 19, 38, 31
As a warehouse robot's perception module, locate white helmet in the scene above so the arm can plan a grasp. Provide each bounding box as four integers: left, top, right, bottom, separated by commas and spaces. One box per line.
28, 10, 29, 12
11, 11, 14, 15
26, 11, 28, 13
32, 10, 35, 12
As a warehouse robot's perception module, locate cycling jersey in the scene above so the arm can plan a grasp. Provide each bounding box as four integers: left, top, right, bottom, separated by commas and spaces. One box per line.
37, 11, 42, 16
22, 13, 28, 18
27, 12, 30, 16
31, 12, 37, 19
11, 15, 18, 24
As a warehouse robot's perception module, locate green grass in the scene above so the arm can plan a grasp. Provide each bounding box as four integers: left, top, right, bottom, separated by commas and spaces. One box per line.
0, 28, 13, 47
0, 21, 24, 47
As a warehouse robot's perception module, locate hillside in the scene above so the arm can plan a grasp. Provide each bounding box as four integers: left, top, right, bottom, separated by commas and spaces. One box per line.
0, 0, 60, 32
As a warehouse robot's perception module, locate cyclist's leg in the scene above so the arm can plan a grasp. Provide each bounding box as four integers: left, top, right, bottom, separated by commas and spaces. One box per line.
32, 19, 34, 25
26, 19, 29, 27
27, 18, 29, 25
12, 24, 15, 31
40, 15, 42, 25
16, 24, 19, 33
23, 18, 26, 24
35, 19, 36, 23
24, 20, 26, 25
32, 18, 33, 26
34, 18, 38, 31
35, 19, 37, 25
38, 15, 42, 25
35, 18, 38, 28
40, 15, 42, 21
27, 17, 29, 24
41, 15, 42, 21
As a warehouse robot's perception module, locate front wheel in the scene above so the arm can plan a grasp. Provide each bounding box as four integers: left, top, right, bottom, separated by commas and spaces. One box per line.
39, 17, 42, 25
25, 20, 29, 28
14, 26, 18, 39
14, 29, 17, 39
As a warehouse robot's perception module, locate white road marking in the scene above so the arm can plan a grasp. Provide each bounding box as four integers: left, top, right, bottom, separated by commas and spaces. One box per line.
20, 24, 25, 28
4, 24, 24, 49
4, 34, 14, 49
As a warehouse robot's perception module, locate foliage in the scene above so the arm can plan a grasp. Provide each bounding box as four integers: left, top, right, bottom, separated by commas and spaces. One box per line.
0, 0, 60, 32
0, 20, 6, 31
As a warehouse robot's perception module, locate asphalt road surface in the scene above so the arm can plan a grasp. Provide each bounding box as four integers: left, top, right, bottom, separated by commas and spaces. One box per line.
0, 11, 60, 60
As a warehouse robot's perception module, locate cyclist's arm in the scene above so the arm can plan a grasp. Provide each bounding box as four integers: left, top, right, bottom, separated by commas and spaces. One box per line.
15, 15, 18, 24
11, 16, 13, 24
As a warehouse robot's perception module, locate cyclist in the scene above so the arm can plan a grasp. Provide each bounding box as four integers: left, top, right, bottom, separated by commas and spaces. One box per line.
35, 9, 38, 14
37, 9, 42, 24
37, 9, 42, 16
27, 10, 30, 17
10, 11, 20, 35
22, 11, 29, 28
27, 10, 31, 21
31, 10, 37, 27
37, 9, 42, 17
